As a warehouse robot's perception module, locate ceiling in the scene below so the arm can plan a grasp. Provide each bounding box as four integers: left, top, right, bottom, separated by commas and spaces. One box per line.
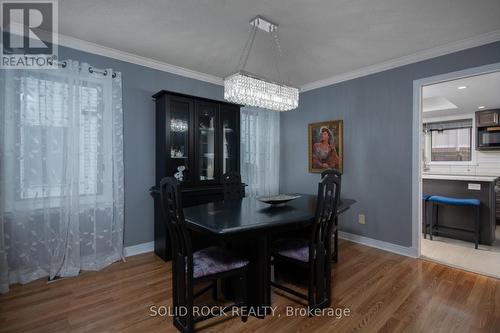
58, 0, 500, 86
422, 71, 500, 118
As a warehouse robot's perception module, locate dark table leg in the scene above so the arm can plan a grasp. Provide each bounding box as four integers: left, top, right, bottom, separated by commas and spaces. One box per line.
247, 235, 271, 318
221, 234, 271, 318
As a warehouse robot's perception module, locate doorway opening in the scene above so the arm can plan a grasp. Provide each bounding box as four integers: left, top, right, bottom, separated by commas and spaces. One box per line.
412, 64, 500, 278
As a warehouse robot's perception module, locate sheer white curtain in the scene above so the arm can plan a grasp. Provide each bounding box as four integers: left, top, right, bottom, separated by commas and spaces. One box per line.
240, 107, 280, 197
0, 61, 124, 293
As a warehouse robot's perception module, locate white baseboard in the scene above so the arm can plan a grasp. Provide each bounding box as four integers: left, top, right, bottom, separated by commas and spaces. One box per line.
124, 241, 154, 257
339, 231, 418, 258
122, 233, 418, 259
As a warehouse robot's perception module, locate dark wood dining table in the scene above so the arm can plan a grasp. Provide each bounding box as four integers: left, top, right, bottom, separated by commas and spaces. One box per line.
183, 194, 355, 315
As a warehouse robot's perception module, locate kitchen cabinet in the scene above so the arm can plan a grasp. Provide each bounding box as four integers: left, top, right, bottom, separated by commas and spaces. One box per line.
423, 175, 498, 245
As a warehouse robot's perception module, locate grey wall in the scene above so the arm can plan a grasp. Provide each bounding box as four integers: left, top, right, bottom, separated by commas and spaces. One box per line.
280, 41, 500, 247
59, 46, 224, 247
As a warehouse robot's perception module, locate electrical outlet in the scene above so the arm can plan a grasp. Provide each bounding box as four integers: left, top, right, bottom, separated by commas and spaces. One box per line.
358, 214, 366, 225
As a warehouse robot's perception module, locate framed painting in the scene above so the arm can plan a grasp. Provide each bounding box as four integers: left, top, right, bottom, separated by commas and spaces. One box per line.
308, 120, 343, 173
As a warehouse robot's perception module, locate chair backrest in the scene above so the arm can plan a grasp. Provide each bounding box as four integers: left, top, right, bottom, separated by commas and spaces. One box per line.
222, 171, 245, 200
310, 173, 342, 248
158, 177, 193, 263
158, 177, 193, 330
321, 168, 342, 181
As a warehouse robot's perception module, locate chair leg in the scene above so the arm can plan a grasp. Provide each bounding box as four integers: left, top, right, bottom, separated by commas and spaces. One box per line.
314, 244, 326, 310
423, 200, 427, 239
240, 273, 248, 322
325, 248, 332, 307
429, 203, 434, 241
211, 280, 218, 301
273, 260, 279, 282
332, 218, 339, 262
185, 300, 194, 333
474, 206, 480, 250
308, 261, 315, 311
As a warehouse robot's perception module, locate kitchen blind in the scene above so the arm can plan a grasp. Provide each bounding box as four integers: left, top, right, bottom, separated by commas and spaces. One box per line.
423, 119, 472, 132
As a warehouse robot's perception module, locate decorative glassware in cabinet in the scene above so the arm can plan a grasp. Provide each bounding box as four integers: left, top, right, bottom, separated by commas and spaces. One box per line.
198, 107, 216, 181
169, 112, 189, 182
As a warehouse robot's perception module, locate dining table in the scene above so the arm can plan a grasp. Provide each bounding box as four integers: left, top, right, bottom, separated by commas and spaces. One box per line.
183, 194, 355, 316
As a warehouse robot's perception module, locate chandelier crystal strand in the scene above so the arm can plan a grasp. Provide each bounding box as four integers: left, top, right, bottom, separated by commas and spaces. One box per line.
224, 73, 298, 112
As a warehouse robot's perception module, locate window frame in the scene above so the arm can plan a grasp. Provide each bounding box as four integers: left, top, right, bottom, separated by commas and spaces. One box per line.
425, 117, 476, 166
3, 71, 114, 212
429, 126, 472, 162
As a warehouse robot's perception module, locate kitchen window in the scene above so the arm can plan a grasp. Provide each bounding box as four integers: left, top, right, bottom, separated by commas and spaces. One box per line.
424, 119, 472, 162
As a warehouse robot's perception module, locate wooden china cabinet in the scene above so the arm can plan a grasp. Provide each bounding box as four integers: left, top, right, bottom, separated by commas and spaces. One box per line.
150, 90, 241, 260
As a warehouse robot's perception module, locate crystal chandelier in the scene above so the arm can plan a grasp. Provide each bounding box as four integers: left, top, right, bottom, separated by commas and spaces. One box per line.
224, 16, 299, 112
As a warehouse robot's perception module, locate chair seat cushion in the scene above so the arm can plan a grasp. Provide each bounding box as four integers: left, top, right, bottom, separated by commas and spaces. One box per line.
272, 238, 309, 262
428, 195, 480, 206
192, 246, 248, 279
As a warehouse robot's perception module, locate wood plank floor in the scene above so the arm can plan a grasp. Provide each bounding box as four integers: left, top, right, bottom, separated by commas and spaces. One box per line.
1, 240, 499, 333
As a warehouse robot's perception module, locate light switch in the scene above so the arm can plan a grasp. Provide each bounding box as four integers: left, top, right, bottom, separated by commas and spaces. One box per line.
468, 183, 481, 191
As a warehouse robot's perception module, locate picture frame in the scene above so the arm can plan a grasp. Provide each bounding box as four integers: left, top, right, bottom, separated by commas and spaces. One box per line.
308, 120, 343, 173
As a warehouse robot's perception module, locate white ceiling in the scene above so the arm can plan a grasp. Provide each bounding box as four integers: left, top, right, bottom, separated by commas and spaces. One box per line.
422, 71, 500, 118
422, 96, 457, 113
58, 0, 500, 86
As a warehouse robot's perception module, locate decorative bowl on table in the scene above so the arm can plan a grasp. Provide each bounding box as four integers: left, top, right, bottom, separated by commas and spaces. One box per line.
256, 194, 301, 207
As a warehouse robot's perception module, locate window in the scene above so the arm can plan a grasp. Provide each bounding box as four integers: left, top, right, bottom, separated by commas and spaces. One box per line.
425, 119, 472, 162
18, 76, 105, 199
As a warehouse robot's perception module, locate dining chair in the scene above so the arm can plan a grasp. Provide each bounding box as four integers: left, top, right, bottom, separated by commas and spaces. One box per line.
222, 171, 245, 200
270, 173, 341, 310
159, 177, 249, 333
321, 169, 342, 262
321, 168, 342, 180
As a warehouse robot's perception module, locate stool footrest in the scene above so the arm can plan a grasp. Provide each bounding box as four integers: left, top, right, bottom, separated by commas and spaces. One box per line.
433, 225, 475, 233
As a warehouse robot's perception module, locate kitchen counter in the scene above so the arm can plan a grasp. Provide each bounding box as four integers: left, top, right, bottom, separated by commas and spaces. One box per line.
423, 176, 497, 245
422, 174, 499, 182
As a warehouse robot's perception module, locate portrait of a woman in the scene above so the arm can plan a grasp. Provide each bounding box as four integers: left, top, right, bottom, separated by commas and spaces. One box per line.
308, 120, 343, 172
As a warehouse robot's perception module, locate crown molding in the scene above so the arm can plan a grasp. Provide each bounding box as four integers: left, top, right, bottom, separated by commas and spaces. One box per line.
53, 29, 500, 91
300, 29, 500, 92
58, 34, 224, 86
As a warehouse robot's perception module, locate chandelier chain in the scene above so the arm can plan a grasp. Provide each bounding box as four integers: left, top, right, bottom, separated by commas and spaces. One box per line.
270, 29, 284, 84
235, 24, 258, 73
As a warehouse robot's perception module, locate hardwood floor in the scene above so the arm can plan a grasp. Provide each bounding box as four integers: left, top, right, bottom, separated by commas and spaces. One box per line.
1, 240, 499, 333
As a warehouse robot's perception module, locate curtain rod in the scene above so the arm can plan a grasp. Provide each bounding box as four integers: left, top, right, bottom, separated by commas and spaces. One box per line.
48, 59, 117, 78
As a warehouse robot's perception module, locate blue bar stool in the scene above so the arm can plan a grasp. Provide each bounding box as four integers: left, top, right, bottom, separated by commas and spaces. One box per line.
422, 195, 431, 239
427, 196, 481, 249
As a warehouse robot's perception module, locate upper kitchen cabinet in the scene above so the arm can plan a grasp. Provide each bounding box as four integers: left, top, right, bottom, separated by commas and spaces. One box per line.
476, 109, 500, 127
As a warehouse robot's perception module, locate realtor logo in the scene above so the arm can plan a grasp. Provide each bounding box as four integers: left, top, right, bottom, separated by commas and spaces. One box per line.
1, 0, 58, 68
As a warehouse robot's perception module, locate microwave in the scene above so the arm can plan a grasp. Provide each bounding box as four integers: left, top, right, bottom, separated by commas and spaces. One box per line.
477, 126, 500, 149
476, 109, 500, 150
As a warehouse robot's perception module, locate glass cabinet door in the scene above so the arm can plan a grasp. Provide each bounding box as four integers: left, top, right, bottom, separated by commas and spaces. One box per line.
221, 106, 239, 174
168, 98, 191, 183
197, 102, 218, 182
